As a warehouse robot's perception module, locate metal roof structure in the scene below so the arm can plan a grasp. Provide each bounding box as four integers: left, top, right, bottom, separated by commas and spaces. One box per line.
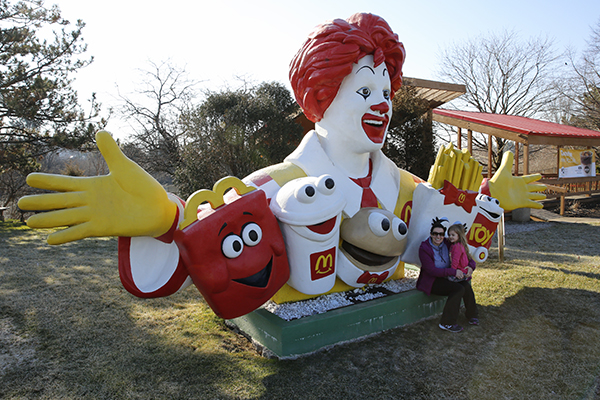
433, 109, 600, 147
432, 108, 600, 177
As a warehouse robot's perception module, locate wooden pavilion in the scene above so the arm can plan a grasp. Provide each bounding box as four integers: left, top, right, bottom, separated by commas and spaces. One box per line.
432, 109, 600, 213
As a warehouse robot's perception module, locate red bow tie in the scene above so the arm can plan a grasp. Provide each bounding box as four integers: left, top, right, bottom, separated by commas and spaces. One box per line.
439, 180, 478, 213
357, 270, 390, 285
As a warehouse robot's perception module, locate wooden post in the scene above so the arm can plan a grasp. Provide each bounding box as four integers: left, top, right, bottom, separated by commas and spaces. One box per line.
467, 129, 473, 154
515, 142, 520, 176
498, 213, 505, 262
488, 134, 493, 178
457, 127, 462, 149
587, 147, 592, 196
523, 143, 530, 175
560, 195, 565, 216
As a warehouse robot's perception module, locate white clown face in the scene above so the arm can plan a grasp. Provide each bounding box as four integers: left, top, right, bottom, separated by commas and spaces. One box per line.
317, 55, 392, 155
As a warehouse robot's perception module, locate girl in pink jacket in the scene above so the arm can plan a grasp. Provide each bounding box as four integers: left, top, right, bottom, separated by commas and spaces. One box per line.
447, 224, 472, 282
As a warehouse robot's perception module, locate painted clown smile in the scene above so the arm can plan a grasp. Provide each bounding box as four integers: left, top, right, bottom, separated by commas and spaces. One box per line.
233, 257, 272, 288
362, 113, 389, 143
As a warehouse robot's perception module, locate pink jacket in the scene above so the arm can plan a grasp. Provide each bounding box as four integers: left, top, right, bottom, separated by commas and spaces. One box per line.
450, 242, 470, 274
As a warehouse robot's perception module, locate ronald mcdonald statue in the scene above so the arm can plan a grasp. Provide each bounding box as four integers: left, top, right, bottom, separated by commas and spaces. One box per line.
19, 13, 546, 319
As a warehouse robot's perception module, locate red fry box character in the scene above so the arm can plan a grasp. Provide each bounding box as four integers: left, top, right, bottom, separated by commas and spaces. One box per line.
173, 177, 290, 319
466, 194, 503, 263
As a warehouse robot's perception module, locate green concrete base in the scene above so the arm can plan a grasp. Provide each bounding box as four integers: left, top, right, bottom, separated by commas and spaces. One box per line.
230, 289, 446, 359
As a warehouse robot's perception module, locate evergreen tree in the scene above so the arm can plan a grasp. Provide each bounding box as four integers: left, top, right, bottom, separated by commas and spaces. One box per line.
175, 82, 302, 196
0, 0, 102, 207
384, 85, 435, 180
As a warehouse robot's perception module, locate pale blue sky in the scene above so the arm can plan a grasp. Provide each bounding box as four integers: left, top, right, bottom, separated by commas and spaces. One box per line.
55, 0, 600, 138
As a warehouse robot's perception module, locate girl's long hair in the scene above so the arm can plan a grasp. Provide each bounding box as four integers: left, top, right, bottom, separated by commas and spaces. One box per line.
448, 224, 473, 261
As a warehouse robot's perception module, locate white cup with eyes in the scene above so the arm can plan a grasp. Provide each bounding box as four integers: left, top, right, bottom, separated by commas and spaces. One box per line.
270, 175, 346, 295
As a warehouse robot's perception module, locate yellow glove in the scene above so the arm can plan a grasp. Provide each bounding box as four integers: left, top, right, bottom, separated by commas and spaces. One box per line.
18, 131, 177, 245
488, 151, 546, 211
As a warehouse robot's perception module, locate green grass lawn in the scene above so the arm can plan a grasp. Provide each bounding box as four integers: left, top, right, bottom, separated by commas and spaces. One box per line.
1, 219, 600, 399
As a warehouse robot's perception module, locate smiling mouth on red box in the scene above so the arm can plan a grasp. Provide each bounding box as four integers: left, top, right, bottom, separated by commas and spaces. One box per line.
233, 257, 272, 288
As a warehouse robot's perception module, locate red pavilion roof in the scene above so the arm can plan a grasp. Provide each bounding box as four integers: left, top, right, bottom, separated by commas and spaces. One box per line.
432, 109, 600, 140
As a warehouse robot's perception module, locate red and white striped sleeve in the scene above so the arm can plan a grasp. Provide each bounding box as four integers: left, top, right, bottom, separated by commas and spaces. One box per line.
117, 194, 193, 298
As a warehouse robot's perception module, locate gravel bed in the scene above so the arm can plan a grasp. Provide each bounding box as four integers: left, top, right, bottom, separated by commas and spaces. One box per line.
503, 220, 555, 235
264, 268, 419, 321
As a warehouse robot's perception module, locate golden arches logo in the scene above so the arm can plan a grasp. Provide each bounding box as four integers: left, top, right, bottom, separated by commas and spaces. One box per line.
315, 253, 334, 275
310, 247, 336, 280
400, 201, 413, 226
458, 192, 466, 204
180, 176, 256, 229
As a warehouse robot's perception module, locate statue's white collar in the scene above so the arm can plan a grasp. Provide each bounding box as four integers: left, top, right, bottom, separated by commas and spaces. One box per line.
285, 131, 400, 218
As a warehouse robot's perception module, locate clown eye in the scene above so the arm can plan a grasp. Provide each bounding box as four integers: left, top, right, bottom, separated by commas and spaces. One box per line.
222, 234, 244, 258
368, 212, 391, 237
296, 184, 317, 203
383, 89, 390, 100
392, 218, 408, 241
242, 223, 262, 247
357, 86, 371, 99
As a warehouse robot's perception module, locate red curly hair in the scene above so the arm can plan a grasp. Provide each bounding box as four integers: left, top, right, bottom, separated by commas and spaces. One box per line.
289, 13, 406, 123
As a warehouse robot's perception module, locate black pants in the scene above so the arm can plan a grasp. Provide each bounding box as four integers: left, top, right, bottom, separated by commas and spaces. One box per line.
430, 278, 478, 325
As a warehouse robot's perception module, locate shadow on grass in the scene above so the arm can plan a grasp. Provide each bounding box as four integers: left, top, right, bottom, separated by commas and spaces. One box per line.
256, 287, 600, 400
484, 221, 600, 270
0, 226, 275, 399
2, 222, 600, 399
538, 265, 600, 281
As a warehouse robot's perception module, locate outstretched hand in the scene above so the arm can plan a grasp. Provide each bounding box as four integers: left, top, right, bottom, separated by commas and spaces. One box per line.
18, 131, 177, 245
488, 152, 546, 211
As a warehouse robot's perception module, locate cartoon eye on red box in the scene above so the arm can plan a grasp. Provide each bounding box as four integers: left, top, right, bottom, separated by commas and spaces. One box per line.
173, 177, 289, 319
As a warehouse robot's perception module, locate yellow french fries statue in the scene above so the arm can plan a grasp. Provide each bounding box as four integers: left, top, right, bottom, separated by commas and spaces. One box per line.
428, 143, 546, 211
18, 131, 177, 244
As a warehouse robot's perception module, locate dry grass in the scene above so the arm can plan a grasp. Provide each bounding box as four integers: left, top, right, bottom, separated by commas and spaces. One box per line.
1, 219, 600, 399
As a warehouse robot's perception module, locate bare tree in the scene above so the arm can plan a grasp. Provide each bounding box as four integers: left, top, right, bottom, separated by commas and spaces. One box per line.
555, 19, 600, 167
437, 30, 564, 170
118, 60, 198, 178
563, 19, 600, 131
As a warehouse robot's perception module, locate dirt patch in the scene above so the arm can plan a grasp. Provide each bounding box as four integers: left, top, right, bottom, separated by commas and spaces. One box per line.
0, 318, 37, 377
545, 199, 600, 218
